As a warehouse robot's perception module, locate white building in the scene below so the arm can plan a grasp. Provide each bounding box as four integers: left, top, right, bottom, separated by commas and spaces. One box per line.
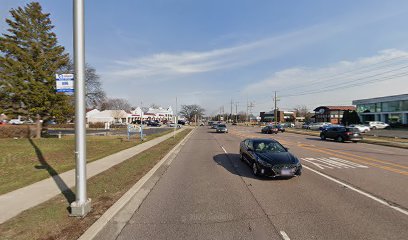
86, 106, 174, 124
86, 109, 128, 124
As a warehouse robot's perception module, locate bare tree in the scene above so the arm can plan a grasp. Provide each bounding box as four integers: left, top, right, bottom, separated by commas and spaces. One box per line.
100, 98, 132, 111
179, 104, 205, 122
63, 61, 106, 108
293, 105, 312, 121
149, 103, 160, 109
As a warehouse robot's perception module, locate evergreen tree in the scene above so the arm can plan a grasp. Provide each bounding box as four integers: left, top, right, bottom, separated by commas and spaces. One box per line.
341, 110, 350, 126
0, 2, 73, 126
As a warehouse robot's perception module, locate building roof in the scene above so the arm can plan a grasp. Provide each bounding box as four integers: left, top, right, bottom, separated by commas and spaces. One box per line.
352, 94, 408, 105
314, 106, 356, 112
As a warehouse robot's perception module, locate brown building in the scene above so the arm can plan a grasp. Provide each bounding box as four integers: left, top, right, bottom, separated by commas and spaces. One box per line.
313, 106, 356, 124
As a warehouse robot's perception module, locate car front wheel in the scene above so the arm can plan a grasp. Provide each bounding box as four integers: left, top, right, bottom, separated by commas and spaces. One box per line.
337, 136, 344, 142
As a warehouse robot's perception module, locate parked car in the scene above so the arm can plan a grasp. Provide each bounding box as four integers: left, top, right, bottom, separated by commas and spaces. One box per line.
320, 126, 363, 143
167, 122, 181, 128
368, 121, 390, 129
148, 121, 161, 127
261, 125, 278, 134
349, 124, 370, 133
309, 122, 331, 130
216, 124, 228, 133
9, 119, 24, 125
239, 138, 302, 177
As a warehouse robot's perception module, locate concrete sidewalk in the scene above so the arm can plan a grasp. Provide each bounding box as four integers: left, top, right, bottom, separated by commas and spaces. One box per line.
0, 128, 186, 224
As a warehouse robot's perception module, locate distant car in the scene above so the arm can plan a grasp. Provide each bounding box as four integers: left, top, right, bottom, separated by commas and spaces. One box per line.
309, 122, 331, 131
239, 138, 302, 177
349, 124, 370, 133
216, 124, 228, 133
167, 122, 181, 128
148, 121, 161, 127
9, 119, 24, 125
199, 122, 204, 126
320, 126, 363, 143
275, 124, 285, 132
368, 121, 390, 129
261, 125, 278, 134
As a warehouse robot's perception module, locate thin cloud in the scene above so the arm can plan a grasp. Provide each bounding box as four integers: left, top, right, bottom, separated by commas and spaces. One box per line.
103, 23, 344, 82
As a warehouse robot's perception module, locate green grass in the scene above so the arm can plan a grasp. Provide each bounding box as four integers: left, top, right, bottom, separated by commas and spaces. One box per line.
0, 129, 191, 240
0, 130, 172, 195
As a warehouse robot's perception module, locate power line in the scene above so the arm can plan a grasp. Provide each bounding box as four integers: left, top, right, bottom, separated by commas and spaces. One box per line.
278, 55, 408, 93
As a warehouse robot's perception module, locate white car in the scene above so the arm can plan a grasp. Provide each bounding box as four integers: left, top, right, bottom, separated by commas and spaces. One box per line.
368, 121, 389, 129
349, 124, 370, 133
9, 119, 24, 125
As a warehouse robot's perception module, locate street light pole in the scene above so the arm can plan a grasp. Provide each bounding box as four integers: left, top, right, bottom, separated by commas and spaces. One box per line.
70, 0, 91, 217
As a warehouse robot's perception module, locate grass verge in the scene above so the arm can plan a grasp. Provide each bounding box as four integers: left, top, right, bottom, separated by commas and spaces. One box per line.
0, 128, 191, 240
0, 129, 172, 195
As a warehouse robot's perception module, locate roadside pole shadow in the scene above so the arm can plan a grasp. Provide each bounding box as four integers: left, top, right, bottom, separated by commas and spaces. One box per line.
29, 138, 75, 205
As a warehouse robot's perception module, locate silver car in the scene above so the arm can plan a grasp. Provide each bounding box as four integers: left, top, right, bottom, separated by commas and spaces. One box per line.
216, 124, 228, 133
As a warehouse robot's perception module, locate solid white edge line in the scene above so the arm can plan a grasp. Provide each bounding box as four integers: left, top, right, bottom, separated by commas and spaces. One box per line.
303, 165, 408, 216
221, 146, 228, 154
280, 231, 291, 240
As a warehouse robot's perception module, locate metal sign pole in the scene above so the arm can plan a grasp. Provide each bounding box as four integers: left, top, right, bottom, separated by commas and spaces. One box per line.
70, 0, 91, 217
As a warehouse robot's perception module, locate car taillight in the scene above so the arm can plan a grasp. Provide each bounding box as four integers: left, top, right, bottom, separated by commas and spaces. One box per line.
346, 132, 352, 135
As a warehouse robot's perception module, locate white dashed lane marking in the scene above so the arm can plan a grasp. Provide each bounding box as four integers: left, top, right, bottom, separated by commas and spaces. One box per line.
301, 157, 368, 170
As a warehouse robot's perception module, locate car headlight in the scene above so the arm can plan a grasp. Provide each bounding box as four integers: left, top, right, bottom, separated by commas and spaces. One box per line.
257, 157, 272, 167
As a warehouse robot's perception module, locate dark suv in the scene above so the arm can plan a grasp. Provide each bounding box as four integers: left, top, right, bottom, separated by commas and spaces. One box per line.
320, 127, 362, 143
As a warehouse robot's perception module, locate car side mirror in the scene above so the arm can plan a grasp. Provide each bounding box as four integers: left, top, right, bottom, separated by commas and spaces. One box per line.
284, 147, 289, 151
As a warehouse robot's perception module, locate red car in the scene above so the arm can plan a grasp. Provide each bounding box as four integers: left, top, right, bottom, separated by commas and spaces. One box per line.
261, 125, 278, 134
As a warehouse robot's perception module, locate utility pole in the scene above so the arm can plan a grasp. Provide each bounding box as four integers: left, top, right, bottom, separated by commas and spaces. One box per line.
248, 101, 255, 123
235, 101, 239, 123
230, 99, 233, 123
246, 97, 249, 123
273, 91, 280, 125
71, 0, 91, 217
174, 97, 177, 138
140, 101, 144, 141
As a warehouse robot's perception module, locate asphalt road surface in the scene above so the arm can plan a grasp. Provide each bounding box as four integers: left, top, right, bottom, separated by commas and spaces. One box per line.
111, 125, 408, 240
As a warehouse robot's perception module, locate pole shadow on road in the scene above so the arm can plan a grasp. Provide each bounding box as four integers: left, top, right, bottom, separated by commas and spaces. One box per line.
29, 138, 75, 206
213, 153, 290, 181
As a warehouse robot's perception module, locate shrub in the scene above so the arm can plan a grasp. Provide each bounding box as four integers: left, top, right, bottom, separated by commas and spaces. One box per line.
0, 125, 37, 138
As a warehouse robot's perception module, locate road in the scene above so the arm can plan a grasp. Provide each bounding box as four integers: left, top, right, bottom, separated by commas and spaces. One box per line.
110, 125, 408, 240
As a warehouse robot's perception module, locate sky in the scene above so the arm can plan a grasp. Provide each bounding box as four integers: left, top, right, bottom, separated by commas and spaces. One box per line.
1, 0, 408, 116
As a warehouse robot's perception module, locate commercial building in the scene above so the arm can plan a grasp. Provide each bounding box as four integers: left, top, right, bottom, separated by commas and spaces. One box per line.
352, 94, 408, 124
260, 110, 295, 123
86, 106, 174, 124
313, 106, 356, 124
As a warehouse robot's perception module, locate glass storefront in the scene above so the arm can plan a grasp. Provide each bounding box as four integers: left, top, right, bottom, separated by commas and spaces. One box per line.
382, 101, 400, 112
357, 103, 377, 113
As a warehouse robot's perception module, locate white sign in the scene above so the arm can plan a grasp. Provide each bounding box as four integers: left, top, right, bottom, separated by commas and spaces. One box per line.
56, 74, 74, 93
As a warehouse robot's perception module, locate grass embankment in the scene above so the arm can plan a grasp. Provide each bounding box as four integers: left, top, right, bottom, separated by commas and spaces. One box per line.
0, 129, 191, 240
0, 130, 172, 195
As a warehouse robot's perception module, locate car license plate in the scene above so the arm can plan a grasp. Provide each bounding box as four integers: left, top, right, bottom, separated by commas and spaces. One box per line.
281, 169, 292, 176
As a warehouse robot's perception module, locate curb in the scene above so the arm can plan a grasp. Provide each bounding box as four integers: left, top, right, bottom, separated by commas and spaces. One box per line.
78, 128, 196, 240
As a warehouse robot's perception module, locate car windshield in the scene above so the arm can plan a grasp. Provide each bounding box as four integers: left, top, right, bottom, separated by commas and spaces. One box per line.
253, 141, 286, 153
218, 124, 226, 128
